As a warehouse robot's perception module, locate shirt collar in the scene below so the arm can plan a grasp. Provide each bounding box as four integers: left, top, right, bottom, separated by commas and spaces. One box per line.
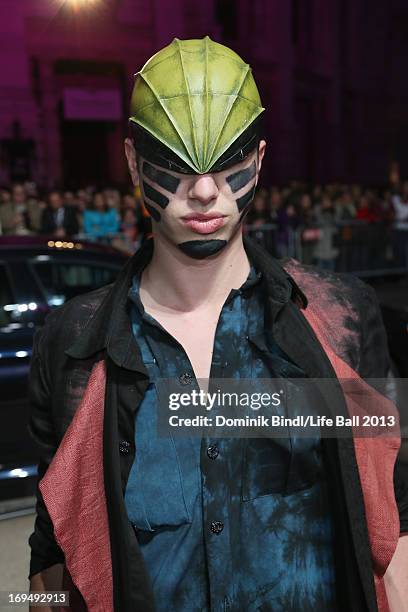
224, 266, 263, 305
128, 274, 145, 317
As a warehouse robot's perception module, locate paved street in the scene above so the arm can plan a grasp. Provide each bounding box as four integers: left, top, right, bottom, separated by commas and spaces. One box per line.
0, 513, 34, 611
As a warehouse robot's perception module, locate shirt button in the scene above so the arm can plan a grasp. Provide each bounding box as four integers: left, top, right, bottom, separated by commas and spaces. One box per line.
119, 440, 131, 455
210, 521, 224, 535
207, 444, 219, 460
179, 372, 193, 385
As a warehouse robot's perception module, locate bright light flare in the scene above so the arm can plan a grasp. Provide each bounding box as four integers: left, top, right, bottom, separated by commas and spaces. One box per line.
65, 0, 100, 7
53, 0, 105, 18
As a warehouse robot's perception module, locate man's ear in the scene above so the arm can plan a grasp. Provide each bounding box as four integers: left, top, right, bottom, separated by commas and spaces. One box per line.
257, 139, 266, 173
124, 138, 139, 186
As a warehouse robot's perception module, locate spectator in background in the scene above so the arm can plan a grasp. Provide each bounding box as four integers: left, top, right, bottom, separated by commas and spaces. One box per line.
27, 196, 47, 233
314, 196, 338, 270
244, 189, 274, 252
74, 190, 87, 233
83, 192, 120, 240
392, 181, 408, 267
112, 207, 140, 255
382, 190, 396, 223
276, 202, 298, 258
0, 187, 14, 234
312, 184, 323, 205
122, 193, 137, 210
0, 183, 30, 234
268, 188, 282, 221
63, 191, 75, 207
41, 190, 79, 237
121, 207, 138, 243
246, 190, 269, 226
23, 183, 46, 233
335, 191, 356, 271
104, 189, 121, 212
297, 193, 315, 225
353, 195, 379, 270
76, 189, 90, 208
356, 192, 381, 223
297, 193, 317, 264
351, 184, 362, 203
335, 191, 356, 221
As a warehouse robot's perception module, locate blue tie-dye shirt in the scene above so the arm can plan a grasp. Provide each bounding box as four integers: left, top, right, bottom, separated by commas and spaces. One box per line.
125, 266, 336, 611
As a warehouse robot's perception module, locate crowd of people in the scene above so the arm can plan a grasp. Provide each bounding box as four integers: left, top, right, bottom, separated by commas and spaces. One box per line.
0, 182, 148, 256
245, 180, 408, 270
0, 180, 408, 270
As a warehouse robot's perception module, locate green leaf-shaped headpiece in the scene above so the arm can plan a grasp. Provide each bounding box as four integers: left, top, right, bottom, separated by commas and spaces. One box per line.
129, 37, 264, 174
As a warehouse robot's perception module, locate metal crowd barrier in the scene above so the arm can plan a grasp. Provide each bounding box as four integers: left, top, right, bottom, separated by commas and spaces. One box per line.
244, 221, 408, 274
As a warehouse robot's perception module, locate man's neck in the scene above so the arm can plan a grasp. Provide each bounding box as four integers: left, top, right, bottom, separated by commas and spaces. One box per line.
140, 231, 250, 313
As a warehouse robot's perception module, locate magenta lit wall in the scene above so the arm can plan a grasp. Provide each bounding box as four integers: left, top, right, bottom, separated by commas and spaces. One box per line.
0, 0, 408, 188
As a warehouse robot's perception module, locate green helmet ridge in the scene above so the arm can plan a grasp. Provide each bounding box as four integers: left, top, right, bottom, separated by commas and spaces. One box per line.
129, 36, 264, 174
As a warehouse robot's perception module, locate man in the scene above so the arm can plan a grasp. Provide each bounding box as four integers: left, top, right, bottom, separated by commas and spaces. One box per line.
40, 190, 79, 237
28, 38, 407, 611
0, 183, 30, 234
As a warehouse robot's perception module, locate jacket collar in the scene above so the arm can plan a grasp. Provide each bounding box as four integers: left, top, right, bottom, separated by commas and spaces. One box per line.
65, 236, 307, 372
65, 238, 154, 373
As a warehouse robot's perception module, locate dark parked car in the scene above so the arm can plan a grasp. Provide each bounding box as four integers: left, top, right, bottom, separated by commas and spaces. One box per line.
0, 236, 127, 506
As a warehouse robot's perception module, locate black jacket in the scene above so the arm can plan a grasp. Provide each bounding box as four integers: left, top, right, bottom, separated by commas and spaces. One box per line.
40, 205, 79, 236
28, 237, 408, 612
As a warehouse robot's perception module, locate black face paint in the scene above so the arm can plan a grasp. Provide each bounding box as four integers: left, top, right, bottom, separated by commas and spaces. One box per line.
144, 202, 161, 222
226, 160, 256, 194
142, 181, 169, 209
236, 184, 256, 212
143, 161, 180, 194
178, 239, 228, 259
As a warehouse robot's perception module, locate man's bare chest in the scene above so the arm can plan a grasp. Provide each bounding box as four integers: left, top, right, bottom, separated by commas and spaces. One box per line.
144, 307, 221, 381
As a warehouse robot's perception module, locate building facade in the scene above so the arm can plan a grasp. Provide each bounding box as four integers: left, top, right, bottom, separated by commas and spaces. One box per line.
0, 0, 407, 188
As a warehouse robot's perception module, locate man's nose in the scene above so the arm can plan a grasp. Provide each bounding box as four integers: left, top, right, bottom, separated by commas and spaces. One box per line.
188, 175, 219, 206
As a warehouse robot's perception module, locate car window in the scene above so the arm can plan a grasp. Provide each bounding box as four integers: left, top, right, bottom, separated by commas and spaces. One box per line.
0, 264, 14, 326
31, 260, 122, 306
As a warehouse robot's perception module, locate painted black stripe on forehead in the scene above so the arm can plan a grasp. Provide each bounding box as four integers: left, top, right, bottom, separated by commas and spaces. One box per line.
143, 161, 180, 194
226, 160, 257, 193
144, 202, 161, 222
236, 184, 256, 211
142, 181, 169, 209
